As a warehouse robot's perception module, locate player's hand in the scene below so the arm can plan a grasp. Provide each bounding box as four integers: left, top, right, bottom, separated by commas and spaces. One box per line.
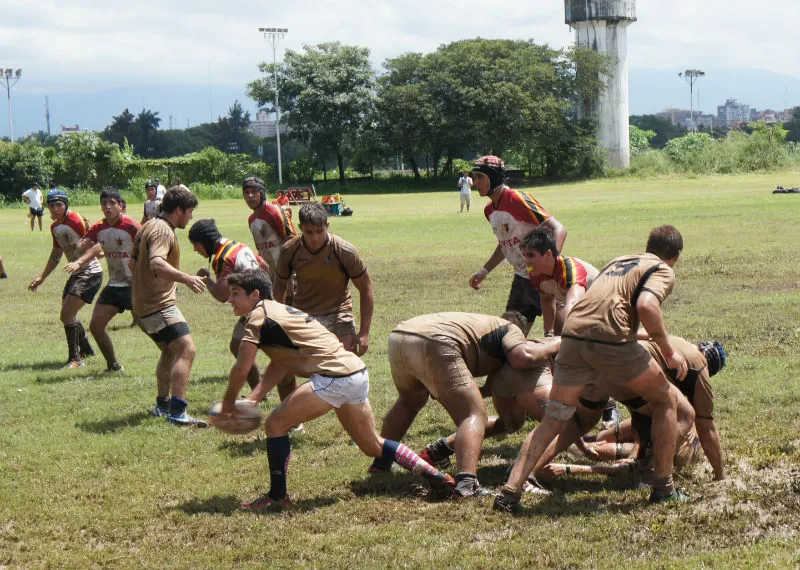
540, 463, 567, 478
183, 274, 206, 293
355, 332, 370, 356
63, 261, 80, 274
575, 438, 600, 459
28, 277, 44, 292
666, 350, 688, 381
196, 267, 210, 278
221, 396, 237, 416
469, 268, 488, 290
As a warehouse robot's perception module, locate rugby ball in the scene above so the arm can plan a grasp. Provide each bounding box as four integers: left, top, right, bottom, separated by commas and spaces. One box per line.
208, 400, 263, 435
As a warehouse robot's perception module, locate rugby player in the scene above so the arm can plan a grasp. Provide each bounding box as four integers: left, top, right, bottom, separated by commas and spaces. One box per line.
495, 225, 688, 511
370, 312, 560, 497
273, 202, 373, 356
65, 188, 140, 373
242, 176, 295, 281
468, 155, 567, 336
141, 180, 161, 224
130, 186, 207, 426
188, 218, 262, 388
217, 269, 456, 511
28, 189, 102, 368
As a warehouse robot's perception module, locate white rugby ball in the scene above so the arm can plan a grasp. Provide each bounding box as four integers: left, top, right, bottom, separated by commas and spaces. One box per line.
209, 400, 263, 435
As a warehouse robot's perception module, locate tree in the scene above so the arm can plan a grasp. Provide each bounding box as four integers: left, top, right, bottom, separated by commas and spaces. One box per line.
103, 108, 135, 147
629, 114, 687, 148
248, 42, 375, 183
132, 109, 162, 158
630, 125, 656, 156
216, 100, 252, 154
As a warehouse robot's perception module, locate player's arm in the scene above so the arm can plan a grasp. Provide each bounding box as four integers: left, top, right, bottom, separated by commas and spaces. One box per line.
247, 360, 291, 404
64, 241, 102, 274
149, 257, 206, 293
199, 271, 230, 303
540, 292, 557, 336
272, 275, 289, 303
470, 244, 506, 290
506, 337, 561, 370
351, 270, 374, 355
221, 340, 260, 414
636, 290, 687, 380
29, 246, 64, 291
541, 217, 567, 253
695, 418, 725, 480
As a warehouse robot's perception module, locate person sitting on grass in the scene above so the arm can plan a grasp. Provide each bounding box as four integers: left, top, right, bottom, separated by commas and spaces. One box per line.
218, 268, 456, 512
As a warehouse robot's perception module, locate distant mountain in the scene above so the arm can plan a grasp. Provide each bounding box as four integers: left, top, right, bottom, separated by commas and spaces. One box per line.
2, 84, 260, 139
629, 67, 800, 116
4, 67, 800, 140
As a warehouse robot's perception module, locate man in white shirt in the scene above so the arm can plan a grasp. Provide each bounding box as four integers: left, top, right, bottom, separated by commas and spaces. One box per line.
21, 182, 44, 231
155, 178, 167, 200
457, 171, 473, 213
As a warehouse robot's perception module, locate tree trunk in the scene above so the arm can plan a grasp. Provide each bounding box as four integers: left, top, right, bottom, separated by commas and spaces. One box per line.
442, 155, 453, 178
337, 153, 345, 183
409, 156, 421, 179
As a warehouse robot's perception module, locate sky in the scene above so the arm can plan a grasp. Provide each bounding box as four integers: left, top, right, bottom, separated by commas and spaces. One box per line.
2, 0, 800, 135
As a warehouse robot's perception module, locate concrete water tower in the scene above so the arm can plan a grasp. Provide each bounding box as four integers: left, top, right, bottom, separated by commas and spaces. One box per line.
565, 0, 636, 168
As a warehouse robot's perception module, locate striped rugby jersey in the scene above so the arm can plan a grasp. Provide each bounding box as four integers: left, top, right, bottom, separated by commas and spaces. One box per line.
484, 188, 552, 278
211, 239, 260, 280
248, 202, 296, 269
529, 256, 599, 301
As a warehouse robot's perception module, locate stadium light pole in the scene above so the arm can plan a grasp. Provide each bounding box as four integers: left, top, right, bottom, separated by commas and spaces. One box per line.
259, 27, 288, 185
678, 69, 704, 132
0, 68, 22, 142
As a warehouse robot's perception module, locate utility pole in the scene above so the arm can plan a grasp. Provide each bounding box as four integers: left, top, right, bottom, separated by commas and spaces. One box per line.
259, 27, 288, 185
679, 69, 704, 132
0, 68, 23, 141
45, 95, 51, 137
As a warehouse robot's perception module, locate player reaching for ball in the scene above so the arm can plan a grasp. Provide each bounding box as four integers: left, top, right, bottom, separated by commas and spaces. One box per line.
217, 268, 456, 511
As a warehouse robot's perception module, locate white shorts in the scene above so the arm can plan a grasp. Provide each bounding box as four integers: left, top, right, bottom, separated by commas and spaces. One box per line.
460, 193, 471, 207
311, 368, 369, 408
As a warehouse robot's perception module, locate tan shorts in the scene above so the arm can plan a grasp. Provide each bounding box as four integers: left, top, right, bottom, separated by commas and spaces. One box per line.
555, 337, 652, 389
388, 332, 473, 400
486, 363, 552, 398
311, 312, 357, 340
137, 305, 190, 345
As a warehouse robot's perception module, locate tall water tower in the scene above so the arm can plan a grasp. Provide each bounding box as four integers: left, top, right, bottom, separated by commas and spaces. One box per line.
566, 0, 636, 168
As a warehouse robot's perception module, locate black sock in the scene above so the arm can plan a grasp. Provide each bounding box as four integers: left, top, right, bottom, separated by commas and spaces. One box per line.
267, 435, 291, 500
64, 324, 82, 362
76, 322, 94, 356
169, 396, 187, 415
455, 472, 478, 495
156, 396, 170, 411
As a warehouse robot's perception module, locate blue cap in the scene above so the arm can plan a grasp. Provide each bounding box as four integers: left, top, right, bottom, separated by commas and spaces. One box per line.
46, 189, 69, 208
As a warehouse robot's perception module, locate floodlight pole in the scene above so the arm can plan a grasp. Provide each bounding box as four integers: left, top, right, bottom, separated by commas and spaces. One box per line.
0, 68, 23, 142
678, 69, 704, 132
259, 27, 288, 185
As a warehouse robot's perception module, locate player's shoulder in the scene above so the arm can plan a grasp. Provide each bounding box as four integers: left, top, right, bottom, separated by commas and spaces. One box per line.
119, 215, 141, 232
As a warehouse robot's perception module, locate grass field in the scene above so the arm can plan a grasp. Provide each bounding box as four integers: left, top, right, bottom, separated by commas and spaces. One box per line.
1, 172, 799, 569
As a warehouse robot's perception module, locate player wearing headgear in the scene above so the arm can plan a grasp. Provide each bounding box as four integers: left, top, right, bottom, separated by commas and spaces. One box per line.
189, 218, 262, 388
242, 176, 295, 281
468, 155, 567, 336
64, 188, 140, 373
496, 225, 688, 512
141, 180, 161, 224
28, 189, 103, 368
130, 186, 207, 426
217, 269, 456, 511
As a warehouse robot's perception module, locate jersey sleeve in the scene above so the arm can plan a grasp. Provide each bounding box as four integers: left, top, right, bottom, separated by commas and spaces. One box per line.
500, 324, 528, 355
265, 204, 296, 239
641, 265, 675, 302
334, 238, 367, 279
86, 222, 102, 244
508, 191, 551, 225
275, 239, 298, 280
241, 308, 264, 346
563, 257, 589, 289
147, 224, 174, 261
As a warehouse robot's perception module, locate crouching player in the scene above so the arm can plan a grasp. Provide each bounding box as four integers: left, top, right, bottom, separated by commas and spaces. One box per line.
65, 188, 140, 372
218, 269, 455, 511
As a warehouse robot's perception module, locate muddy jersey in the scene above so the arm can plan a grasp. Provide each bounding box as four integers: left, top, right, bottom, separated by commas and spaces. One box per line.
484, 188, 552, 278
51, 211, 102, 276
529, 255, 599, 302
642, 336, 714, 420
248, 202, 295, 269
130, 217, 181, 316
86, 215, 140, 286
211, 239, 260, 280
276, 233, 367, 316
240, 300, 365, 378
393, 312, 527, 378
562, 253, 675, 345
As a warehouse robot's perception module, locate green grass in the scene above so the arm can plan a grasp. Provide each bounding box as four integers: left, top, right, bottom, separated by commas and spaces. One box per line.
1, 171, 800, 568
